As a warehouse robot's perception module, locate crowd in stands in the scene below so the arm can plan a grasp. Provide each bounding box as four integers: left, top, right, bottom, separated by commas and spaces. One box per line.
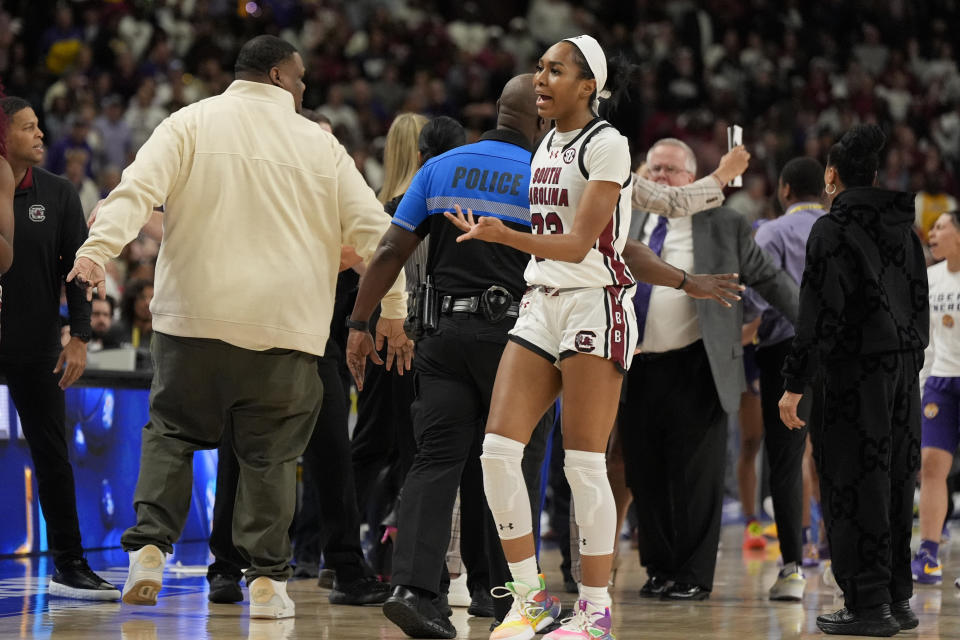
7, 0, 960, 345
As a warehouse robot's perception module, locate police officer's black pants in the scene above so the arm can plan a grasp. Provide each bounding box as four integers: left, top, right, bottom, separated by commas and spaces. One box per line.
208, 355, 370, 582
619, 341, 727, 590
815, 351, 922, 610
756, 339, 809, 566
390, 313, 550, 621
0, 359, 84, 569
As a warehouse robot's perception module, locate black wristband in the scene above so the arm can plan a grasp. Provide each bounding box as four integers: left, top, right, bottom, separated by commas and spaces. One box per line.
675, 270, 687, 290
345, 316, 369, 332
71, 331, 91, 343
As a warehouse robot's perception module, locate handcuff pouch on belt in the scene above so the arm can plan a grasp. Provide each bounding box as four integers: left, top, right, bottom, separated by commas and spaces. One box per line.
481, 285, 512, 323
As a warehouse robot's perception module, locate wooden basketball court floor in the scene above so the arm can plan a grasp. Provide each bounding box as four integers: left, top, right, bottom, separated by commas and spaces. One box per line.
1, 525, 959, 639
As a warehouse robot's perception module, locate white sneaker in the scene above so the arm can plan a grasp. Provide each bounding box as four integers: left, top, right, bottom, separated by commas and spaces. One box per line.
821, 560, 842, 597
448, 573, 471, 608
769, 563, 806, 601
249, 576, 295, 619
122, 545, 166, 606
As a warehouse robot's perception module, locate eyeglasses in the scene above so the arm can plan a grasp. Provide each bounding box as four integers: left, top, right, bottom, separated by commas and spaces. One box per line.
648, 164, 691, 176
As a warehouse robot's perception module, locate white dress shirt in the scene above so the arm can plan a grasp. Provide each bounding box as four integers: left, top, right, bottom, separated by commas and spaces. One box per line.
638, 215, 702, 353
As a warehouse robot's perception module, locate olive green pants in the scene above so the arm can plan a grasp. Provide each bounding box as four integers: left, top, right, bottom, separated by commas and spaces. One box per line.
121, 332, 322, 582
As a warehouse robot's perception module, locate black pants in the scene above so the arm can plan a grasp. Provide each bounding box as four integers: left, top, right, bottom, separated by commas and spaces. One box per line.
0, 359, 83, 569
390, 313, 551, 621
756, 339, 809, 565
619, 341, 727, 589
815, 351, 922, 610
208, 356, 369, 581
351, 340, 417, 531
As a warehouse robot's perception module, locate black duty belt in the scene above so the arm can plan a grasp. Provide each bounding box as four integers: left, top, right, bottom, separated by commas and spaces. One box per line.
443, 296, 520, 318
441, 285, 519, 321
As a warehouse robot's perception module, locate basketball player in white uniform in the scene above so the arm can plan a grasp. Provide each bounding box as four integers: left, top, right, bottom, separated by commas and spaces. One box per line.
446, 34, 632, 640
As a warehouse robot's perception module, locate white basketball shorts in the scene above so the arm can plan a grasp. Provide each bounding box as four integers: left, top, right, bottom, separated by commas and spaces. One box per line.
508, 284, 637, 373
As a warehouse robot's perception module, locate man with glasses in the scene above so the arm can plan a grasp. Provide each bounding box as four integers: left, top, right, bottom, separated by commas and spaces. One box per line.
618, 138, 800, 601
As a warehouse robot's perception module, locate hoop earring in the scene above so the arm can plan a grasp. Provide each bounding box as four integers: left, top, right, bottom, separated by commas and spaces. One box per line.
825, 183, 837, 195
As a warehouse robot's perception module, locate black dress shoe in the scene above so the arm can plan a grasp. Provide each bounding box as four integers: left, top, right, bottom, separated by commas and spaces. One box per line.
816, 605, 899, 637
49, 559, 121, 601
317, 568, 335, 589
382, 585, 456, 639
891, 600, 918, 630
434, 591, 452, 617
329, 575, 391, 605
207, 573, 243, 604
467, 586, 494, 618
291, 562, 319, 579
661, 582, 709, 601
639, 576, 670, 598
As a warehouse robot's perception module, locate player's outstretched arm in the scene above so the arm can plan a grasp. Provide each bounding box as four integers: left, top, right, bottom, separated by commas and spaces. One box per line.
445, 180, 622, 263
622, 239, 743, 307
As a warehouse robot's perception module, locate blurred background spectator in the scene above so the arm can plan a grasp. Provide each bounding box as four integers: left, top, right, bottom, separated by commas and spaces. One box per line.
5, 0, 960, 321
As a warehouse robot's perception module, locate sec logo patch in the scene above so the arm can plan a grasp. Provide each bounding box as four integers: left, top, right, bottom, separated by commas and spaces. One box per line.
563, 148, 576, 164
925, 403, 940, 419
944, 314, 954, 328
574, 330, 596, 353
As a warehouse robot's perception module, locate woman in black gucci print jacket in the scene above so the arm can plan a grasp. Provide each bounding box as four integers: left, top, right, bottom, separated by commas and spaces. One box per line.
778, 124, 929, 637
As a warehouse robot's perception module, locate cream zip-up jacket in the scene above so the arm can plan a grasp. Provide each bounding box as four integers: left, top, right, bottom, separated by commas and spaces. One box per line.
77, 80, 405, 356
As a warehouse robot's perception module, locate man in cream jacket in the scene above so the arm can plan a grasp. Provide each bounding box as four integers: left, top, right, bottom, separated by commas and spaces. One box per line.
68, 35, 408, 620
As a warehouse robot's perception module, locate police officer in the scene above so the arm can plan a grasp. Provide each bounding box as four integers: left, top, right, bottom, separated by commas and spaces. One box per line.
346, 75, 551, 639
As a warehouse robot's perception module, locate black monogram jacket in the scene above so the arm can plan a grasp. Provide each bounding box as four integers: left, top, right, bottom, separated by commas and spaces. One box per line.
782, 187, 929, 392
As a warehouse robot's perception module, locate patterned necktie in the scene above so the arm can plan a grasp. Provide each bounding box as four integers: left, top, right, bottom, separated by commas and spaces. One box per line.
633, 216, 669, 342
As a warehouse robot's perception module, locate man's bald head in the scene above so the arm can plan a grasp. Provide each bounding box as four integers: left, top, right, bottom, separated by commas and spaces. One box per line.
496, 73, 541, 144
499, 74, 537, 118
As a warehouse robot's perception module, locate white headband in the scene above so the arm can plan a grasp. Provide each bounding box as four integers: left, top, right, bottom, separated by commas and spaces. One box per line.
563, 34, 611, 113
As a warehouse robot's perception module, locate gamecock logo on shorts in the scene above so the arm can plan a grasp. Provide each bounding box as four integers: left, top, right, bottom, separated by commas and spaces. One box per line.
563, 148, 576, 164
574, 330, 596, 353
924, 403, 940, 419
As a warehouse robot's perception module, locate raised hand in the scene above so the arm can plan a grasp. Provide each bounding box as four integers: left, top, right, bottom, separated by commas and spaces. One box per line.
712, 145, 751, 185
444, 205, 506, 244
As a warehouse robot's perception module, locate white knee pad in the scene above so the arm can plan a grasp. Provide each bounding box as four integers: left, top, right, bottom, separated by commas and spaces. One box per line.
564, 449, 615, 556
481, 433, 531, 540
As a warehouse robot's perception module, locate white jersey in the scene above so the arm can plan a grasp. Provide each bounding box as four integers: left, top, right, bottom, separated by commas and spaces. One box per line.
523, 119, 635, 289
920, 260, 960, 388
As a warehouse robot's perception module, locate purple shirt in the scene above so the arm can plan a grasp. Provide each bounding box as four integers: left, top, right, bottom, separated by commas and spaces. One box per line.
743, 202, 826, 348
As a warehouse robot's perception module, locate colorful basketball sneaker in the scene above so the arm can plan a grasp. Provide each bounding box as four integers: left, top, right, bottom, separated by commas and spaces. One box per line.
802, 542, 820, 568
489, 575, 561, 640
911, 549, 942, 585
544, 599, 615, 640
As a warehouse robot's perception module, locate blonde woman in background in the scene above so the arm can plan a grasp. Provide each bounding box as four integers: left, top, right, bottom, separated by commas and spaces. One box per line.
379, 113, 428, 205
